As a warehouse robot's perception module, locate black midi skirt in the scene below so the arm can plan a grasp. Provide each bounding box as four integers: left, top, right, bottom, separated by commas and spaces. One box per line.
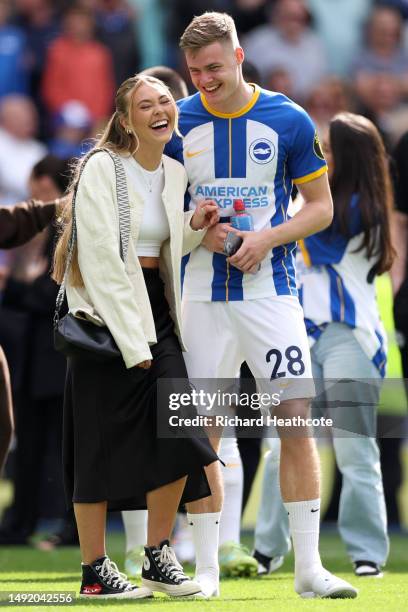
63, 268, 218, 511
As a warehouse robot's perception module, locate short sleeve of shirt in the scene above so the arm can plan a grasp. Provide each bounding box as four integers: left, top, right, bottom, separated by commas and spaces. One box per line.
287, 106, 328, 185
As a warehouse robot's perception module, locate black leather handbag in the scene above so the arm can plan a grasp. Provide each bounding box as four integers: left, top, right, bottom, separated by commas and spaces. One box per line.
53, 148, 131, 362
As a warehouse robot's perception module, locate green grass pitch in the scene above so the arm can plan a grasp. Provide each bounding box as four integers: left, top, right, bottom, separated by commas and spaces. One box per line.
0, 532, 407, 611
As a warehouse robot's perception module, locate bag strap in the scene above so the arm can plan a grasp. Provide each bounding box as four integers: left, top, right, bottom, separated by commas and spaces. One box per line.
54, 148, 131, 327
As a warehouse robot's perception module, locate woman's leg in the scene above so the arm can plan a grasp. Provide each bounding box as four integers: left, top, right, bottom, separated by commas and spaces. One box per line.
146, 476, 187, 546
316, 323, 389, 566
74, 501, 107, 564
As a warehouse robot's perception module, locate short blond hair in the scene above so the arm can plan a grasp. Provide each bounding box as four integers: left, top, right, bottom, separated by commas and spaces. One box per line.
179, 12, 239, 51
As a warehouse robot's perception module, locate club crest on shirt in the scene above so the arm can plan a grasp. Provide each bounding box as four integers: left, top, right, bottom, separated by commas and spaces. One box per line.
249, 138, 276, 164
313, 132, 325, 160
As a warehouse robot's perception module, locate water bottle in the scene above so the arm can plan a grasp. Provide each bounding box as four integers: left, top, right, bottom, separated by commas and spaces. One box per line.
230, 199, 254, 231
228, 199, 260, 272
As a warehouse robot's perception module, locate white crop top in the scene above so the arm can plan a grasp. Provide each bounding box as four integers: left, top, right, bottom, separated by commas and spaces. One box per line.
121, 156, 169, 257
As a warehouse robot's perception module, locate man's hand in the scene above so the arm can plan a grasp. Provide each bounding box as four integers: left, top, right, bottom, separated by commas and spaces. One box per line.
228, 229, 272, 272
202, 222, 232, 253
190, 199, 219, 230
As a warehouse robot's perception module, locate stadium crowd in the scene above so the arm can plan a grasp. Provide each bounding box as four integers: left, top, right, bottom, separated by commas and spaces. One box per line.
0, 0, 407, 601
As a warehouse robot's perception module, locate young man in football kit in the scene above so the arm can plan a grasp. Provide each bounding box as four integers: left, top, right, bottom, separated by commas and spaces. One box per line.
165, 11, 358, 600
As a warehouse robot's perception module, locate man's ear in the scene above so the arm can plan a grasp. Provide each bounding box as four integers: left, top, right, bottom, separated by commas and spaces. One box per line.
235, 46, 244, 66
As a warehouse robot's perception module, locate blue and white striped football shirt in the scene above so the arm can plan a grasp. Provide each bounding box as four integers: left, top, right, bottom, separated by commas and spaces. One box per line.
165, 84, 327, 301
298, 195, 387, 377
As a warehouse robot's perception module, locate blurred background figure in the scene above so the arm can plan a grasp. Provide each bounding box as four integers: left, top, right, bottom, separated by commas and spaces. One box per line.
265, 67, 294, 99
0, 95, 46, 204
307, 0, 372, 77
305, 76, 355, 136
391, 130, 408, 395
41, 5, 115, 125
0, 0, 29, 100
244, 0, 327, 100
355, 72, 408, 149
48, 100, 93, 159
0, 154, 70, 546
95, 0, 140, 87
12, 0, 60, 135
351, 5, 408, 101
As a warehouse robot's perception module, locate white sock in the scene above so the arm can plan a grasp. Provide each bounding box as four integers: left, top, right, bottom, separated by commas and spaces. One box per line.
284, 498, 322, 577
187, 512, 220, 584
219, 436, 243, 546
122, 510, 147, 553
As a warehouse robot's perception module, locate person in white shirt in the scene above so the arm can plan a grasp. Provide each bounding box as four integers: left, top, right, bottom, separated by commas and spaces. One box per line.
0, 95, 46, 204
244, 0, 327, 100
52, 74, 219, 600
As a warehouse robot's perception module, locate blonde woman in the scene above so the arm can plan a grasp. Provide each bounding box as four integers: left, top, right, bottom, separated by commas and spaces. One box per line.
53, 74, 219, 600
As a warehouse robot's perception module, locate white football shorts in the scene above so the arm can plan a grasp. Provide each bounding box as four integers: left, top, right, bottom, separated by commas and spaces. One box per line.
182, 295, 314, 411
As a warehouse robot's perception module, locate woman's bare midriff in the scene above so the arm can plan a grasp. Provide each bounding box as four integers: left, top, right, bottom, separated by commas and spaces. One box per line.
138, 256, 160, 268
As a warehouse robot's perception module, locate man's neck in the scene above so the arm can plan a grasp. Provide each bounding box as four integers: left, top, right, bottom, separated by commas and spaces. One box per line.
204, 81, 254, 115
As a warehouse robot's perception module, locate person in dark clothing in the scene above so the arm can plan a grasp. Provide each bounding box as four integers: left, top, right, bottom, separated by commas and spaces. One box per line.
0, 199, 57, 248
0, 195, 63, 475
96, 0, 140, 87
391, 131, 408, 386
0, 155, 71, 545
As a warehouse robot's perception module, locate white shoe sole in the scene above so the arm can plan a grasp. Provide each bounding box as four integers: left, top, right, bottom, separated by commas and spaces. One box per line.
194, 587, 220, 599
142, 578, 201, 597
80, 588, 153, 599
300, 588, 357, 599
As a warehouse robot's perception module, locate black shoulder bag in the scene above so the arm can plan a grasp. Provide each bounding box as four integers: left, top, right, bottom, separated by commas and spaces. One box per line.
53, 148, 131, 362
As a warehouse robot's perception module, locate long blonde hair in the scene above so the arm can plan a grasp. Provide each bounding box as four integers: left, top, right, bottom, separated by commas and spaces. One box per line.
53, 74, 178, 287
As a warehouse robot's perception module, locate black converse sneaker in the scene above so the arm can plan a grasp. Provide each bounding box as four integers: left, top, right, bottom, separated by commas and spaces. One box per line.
80, 555, 153, 599
141, 540, 201, 596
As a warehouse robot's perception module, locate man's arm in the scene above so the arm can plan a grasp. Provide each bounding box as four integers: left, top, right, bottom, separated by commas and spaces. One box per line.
228, 174, 333, 272
0, 200, 57, 249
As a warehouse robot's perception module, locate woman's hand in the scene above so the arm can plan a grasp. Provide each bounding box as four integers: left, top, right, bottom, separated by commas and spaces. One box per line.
190, 199, 219, 230
136, 359, 151, 369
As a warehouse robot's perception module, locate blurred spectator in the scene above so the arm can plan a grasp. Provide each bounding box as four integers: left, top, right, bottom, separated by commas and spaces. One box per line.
41, 5, 115, 122
96, 0, 140, 86
13, 0, 60, 100
48, 100, 93, 159
356, 72, 408, 148
266, 67, 294, 99
0, 95, 46, 204
351, 5, 408, 99
168, 1, 234, 43
231, 0, 275, 36
0, 155, 69, 546
306, 77, 355, 136
244, 0, 327, 100
308, 0, 373, 77
0, 0, 29, 99
128, 0, 164, 68
381, 0, 408, 20
391, 131, 408, 394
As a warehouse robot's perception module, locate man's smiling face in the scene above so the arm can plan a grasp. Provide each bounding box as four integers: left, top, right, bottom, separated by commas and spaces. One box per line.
185, 41, 243, 110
